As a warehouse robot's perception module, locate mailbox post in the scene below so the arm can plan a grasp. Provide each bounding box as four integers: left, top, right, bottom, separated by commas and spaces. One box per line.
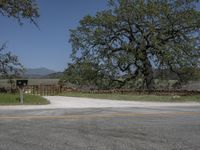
16, 80, 28, 104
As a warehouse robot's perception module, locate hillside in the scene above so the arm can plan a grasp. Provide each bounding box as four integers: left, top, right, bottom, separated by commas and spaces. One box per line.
24, 67, 56, 78
42, 72, 64, 79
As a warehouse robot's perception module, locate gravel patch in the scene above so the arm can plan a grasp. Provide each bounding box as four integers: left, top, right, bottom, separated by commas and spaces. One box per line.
0, 96, 199, 110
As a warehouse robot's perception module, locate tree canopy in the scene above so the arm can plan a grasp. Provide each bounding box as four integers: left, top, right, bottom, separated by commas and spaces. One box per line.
0, 43, 23, 78
0, 0, 39, 25
61, 60, 112, 89
69, 0, 200, 90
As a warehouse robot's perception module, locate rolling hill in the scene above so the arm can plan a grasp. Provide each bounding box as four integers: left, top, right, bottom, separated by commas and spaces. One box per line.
24, 67, 56, 78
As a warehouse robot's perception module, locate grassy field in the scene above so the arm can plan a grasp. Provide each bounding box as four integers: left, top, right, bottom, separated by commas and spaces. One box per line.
60, 92, 200, 102
0, 94, 49, 105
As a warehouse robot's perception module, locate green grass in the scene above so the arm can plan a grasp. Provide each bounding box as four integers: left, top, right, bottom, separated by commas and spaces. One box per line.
60, 92, 200, 102
0, 94, 49, 105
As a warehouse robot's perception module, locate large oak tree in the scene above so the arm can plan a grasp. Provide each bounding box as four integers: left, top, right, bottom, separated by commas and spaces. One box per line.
69, 0, 200, 90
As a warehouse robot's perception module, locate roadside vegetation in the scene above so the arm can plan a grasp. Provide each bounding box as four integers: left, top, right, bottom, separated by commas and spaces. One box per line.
0, 94, 49, 105
60, 92, 200, 102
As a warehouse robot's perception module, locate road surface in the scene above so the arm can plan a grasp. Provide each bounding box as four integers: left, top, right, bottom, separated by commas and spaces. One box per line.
0, 96, 200, 150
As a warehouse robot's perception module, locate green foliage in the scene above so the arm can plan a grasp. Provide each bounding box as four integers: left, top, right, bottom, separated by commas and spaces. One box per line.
0, 43, 24, 78
69, 0, 200, 90
0, 0, 39, 25
194, 69, 200, 81
61, 60, 109, 89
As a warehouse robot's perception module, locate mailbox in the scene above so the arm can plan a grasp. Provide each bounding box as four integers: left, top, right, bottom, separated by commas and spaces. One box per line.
16, 80, 28, 87
16, 80, 28, 105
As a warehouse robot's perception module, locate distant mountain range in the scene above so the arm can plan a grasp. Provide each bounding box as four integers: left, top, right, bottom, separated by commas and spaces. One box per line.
24, 67, 63, 79
42, 72, 64, 79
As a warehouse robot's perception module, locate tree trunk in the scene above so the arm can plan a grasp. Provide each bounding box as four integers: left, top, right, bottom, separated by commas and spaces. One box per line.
142, 52, 154, 92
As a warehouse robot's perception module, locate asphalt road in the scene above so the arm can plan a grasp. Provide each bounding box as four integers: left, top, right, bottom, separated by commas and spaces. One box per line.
0, 105, 200, 150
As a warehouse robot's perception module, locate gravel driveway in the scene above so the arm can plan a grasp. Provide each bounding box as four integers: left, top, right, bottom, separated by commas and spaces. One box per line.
0, 96, 199, 110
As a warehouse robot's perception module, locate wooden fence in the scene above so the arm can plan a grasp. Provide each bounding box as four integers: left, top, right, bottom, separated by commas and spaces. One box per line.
24, 85, 75, 96
1, 85, 200, 96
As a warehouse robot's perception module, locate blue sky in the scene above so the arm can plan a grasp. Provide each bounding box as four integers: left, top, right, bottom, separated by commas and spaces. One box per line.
1, 1, 200, 72
0, 0, 108, 71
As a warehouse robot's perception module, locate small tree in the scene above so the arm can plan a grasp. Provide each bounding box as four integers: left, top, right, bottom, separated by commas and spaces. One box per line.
0, 43, 24, 79
62, 60, 102, 89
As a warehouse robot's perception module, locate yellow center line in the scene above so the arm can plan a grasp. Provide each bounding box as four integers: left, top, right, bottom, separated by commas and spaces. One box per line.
0, 111, 200, 120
